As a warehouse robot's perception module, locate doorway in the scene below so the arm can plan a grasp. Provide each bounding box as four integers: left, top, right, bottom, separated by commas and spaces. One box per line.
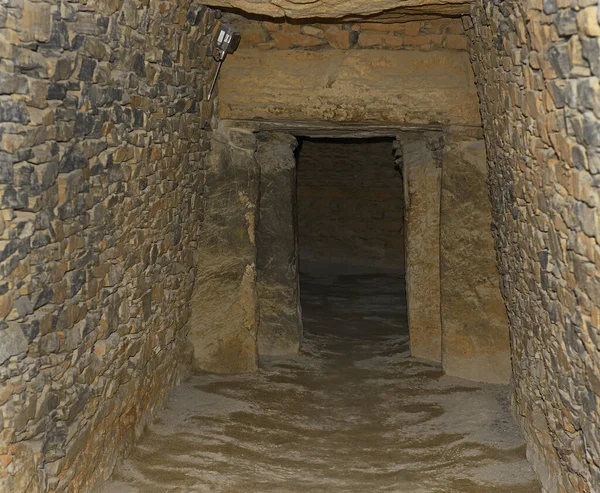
295, 137, 408, 342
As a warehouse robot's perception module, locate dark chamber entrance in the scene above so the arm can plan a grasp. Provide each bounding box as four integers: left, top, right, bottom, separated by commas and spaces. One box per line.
294, 137, 407, 341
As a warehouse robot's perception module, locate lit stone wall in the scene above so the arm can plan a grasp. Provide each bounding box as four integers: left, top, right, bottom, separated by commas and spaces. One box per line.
297, 139, 404, 270
0, 1, 218, 490
467, 2, 600, 490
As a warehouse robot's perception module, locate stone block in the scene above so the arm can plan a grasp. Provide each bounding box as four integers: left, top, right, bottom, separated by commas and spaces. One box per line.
255, 133, 301, 356
401, 136, 442, 363
578, 7, 600, 37
0, 324, 28, 364
21, 1, 52, 42
440, 134, 511, 384
325, 26, 351, 49
218, 49, 482, 126
189, 133, 260, 373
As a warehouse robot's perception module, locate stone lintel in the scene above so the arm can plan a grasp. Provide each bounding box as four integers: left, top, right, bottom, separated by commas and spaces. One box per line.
400, 134, 443, 363
218, 49, 482, 128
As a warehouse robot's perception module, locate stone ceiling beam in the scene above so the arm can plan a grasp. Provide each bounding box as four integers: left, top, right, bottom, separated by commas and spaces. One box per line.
201, 0, 470, 20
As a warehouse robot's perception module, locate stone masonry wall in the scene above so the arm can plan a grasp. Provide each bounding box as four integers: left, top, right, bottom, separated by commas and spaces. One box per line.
467, 1, 600, 490
223, 14, 468, 52
0, 0, 218, 491
297, 139, 404, 270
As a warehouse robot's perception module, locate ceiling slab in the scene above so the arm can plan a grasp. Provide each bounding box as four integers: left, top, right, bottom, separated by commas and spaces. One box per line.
202, 0, 470, 20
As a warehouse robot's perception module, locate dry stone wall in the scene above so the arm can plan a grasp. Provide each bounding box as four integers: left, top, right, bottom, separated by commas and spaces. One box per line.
0, 0, 218, 491
223, 15, 468, 52
218, 48, 481, 127
467, 1, 600, 490
297, 139, 404, 270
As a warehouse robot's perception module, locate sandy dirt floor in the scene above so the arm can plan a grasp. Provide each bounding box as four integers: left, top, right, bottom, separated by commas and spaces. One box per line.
104, 265, 540, 493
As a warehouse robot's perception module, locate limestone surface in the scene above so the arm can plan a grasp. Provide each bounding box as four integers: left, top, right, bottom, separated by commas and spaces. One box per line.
440, 130, 511, 385
401, 134, 442, 363
218, 49, 482, 127
256, 133, 303, 356
201, 0, 470, 19
189, 125, 261, 374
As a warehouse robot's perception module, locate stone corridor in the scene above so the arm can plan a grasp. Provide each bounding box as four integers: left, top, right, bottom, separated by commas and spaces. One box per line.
3, 0, 600, 489
105, 265, 540, 492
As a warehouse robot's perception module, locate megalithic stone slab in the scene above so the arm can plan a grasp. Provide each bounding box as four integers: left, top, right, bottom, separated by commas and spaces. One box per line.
218, 49, 482, 128
200, 0, 469, 19
255, 133, 303, 356
440, 130, 511, 384
189, 126, 260, 373
401, 135, 442, 363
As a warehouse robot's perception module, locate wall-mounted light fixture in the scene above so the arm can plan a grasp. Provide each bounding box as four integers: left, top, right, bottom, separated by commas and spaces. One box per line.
208, 24, 241, 100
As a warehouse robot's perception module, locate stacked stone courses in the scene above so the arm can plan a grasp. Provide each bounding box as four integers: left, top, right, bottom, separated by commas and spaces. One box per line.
467, 1, 600, 490
223, 14, 469, 52
0, 0, 218, 491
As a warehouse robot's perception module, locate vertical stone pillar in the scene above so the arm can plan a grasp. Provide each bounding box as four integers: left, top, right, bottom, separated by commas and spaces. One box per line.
399, 134, 442, 363
189, 123, 260, 373
440, 128, 511, 384
255, 133, 303, 356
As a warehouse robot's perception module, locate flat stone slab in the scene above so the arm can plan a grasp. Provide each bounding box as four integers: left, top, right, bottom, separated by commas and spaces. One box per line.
202, 0, 469, 19
218, 49, 482, 127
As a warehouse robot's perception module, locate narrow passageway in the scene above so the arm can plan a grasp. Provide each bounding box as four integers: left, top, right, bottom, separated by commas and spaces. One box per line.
105, 263, 540, 493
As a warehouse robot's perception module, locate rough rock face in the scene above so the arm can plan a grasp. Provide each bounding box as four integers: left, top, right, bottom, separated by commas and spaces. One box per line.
201, 0, 469, 19
256, 133, 302, 356
400, 133, 442, 363
218, 49, 481, 127
189, 124, 260, 374
439, 130, 511, 384
467, 0, 600, 489
0, 0, 218, 491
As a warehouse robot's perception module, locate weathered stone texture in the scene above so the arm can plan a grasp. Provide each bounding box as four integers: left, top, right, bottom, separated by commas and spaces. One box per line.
439, 130, 511, 384
400, 134, 442, 362
218, 49, 482, 127
255, 133, 302, 356
0, 0, 218, 491
297, 139, 404, 270
467, 1, 600, 489
189, 124, 260, 374
200, 0, 469, 19
190, 128, 304, 364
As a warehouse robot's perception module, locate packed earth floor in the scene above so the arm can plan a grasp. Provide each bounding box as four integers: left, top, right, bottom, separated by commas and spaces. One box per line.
105, 263, 541, 492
